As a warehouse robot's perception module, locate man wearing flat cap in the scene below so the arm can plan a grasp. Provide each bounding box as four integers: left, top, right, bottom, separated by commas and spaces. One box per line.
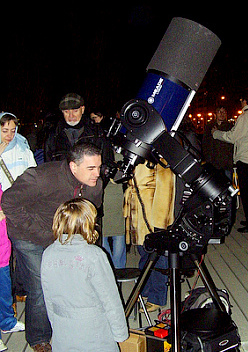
59, 92, 85, 126
45, 93, 114, 168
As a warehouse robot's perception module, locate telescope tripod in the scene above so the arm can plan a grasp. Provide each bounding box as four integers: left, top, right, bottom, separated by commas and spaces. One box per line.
124, 248, 227, 352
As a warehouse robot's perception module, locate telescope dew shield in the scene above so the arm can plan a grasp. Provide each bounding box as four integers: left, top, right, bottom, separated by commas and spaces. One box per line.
137, 17, 221, 131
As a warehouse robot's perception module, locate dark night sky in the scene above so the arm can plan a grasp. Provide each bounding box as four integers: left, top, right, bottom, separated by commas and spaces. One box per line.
0, 2, 246, 123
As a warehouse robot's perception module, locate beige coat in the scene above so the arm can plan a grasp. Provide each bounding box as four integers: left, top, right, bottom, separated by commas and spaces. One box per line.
213, 105, 248, 164
123, 161, 175, 245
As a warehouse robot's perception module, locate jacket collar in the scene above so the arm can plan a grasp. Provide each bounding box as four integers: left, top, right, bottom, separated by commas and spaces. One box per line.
57, 233, 86, 245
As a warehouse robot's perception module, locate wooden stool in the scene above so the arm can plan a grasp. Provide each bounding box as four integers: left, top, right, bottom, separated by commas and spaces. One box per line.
115, 268, 152, 327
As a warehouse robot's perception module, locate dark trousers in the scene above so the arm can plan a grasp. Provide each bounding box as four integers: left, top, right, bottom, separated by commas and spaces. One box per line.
138, 245, 168, 306
11, 239, 52, 347
237, 161, 248, 222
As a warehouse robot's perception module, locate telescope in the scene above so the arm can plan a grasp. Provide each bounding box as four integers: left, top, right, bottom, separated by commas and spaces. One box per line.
107, 17, 240, 352
108, 17, 237, 251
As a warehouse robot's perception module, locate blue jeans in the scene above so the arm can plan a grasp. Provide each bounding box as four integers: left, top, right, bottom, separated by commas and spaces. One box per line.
11, 239, 52, 347
138, 246, 168, 306
102, 236, 126, 269
0, 265, 17, 336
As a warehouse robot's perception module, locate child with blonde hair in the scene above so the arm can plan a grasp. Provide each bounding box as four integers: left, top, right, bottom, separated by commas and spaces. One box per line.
41, 198, 128, 352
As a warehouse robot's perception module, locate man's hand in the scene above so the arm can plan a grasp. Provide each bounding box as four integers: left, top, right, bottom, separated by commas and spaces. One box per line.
211, 126, 218, 135
0, 210, 6, 221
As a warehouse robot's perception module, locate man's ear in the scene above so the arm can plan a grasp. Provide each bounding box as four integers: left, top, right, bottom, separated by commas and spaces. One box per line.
81, 106, 85, 114
69, 161, 77, 176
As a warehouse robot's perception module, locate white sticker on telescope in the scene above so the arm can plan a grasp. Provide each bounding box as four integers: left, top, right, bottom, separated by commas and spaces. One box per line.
148, 77, 164, 104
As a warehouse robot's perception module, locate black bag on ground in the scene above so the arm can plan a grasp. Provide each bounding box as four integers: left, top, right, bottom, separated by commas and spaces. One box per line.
180, 287, 240, 351
181, 327, 240, 352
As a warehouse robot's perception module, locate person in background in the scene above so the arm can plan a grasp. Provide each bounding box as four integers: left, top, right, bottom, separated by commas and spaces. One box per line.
89, 107, 114, 134
123, 160, 175, 312
212, 97, 248, 233
89, 108, 126, 266
1, 143, 103, 352
45, 94, 114, 168
90, 109, 104, 125
41, 198, 128, 352
202, 106, 233, 179
102, 152, 126, 269
0, 112, 36, 322
45, 93, 86, 161
0, 185, 25, 352
0, 112, 36, 191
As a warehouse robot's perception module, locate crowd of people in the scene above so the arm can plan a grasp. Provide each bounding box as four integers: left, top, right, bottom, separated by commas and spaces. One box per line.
0, 92, 247, 351
0, 93, 126, 352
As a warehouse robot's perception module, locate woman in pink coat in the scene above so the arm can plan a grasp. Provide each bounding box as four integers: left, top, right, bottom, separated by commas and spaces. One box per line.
0, 185, 25, 351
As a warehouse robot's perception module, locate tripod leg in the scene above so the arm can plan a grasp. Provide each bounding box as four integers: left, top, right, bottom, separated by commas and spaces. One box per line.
125, 251, 158, 320
138, 294, 152, 326
191, 254, 226, 313
169, 252, 181, 352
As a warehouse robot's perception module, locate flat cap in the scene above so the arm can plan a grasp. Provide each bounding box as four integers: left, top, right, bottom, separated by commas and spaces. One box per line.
59, 93, 84, 110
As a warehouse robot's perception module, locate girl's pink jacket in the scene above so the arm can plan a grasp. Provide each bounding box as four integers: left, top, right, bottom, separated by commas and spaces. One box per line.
0, 185, 11, 268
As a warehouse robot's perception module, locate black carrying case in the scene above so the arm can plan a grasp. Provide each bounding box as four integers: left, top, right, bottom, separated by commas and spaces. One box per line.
180, 308, 240, 351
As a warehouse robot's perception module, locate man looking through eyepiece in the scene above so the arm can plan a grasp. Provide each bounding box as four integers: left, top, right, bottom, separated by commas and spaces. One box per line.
1, 143, 103, 352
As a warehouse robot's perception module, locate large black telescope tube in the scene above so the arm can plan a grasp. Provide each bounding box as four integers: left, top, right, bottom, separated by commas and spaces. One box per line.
136, 17, 221, 131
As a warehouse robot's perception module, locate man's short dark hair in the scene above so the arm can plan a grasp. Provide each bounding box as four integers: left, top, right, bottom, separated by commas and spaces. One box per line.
67, 142, 101, 164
